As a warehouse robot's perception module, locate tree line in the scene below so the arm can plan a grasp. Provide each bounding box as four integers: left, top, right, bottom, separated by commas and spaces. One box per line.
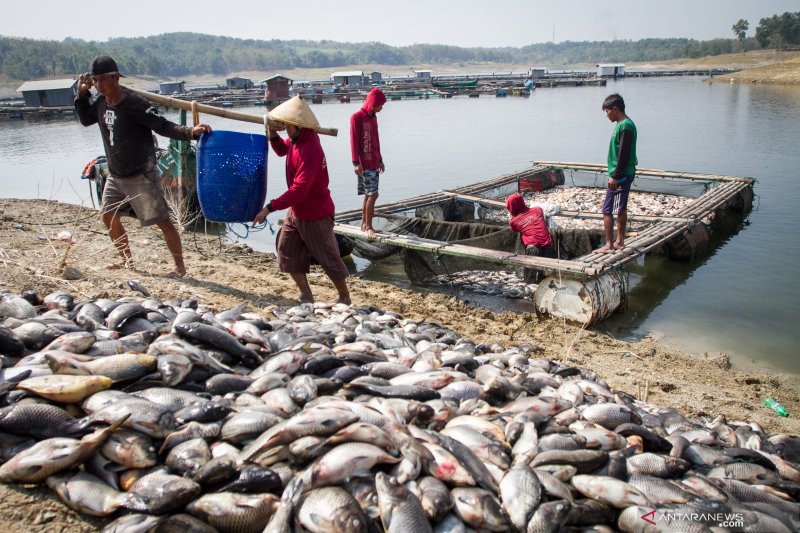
1, 12, 797, 81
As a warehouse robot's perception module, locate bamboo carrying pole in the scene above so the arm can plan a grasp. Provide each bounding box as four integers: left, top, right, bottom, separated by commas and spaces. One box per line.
127, 87, 338, 137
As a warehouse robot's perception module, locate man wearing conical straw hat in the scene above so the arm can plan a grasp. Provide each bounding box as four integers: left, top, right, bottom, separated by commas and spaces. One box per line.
254, 96, 351, 305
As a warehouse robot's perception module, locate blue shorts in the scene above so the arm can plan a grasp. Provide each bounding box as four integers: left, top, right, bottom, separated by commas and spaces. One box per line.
357, 168, 380, 196
602, 175, 634, 215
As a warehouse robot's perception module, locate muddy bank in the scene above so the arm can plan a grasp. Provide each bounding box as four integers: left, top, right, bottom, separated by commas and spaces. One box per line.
0, 198, 797, 529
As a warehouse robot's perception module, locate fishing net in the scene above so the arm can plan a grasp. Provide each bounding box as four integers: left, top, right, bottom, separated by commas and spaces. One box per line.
345, 180, 606, 284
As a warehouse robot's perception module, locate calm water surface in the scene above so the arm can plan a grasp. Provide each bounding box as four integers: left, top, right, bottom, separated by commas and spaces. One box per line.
1, 77, 798, 372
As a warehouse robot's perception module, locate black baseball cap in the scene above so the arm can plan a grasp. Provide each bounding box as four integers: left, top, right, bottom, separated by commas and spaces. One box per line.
91, 55, 125, 77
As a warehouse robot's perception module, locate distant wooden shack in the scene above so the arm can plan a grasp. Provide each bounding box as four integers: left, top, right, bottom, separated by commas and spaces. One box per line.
16, 79, 77, 107
529, 67, 547, 79
369, 71, 382, 84
261, 75, 292, 100
597, 63, 625, 78
332, 70, 364, 87
159, 81, 186, 95
226, 76, 253, 90
415, 70, 432, 79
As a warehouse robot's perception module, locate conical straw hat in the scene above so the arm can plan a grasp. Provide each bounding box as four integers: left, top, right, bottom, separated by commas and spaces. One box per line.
269, 96, 321, 130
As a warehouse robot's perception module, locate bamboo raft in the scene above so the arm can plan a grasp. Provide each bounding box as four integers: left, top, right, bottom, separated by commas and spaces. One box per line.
333, 162, 755, 323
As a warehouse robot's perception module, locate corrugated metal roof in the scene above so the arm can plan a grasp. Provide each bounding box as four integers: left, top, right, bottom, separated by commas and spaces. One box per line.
331, 71, 363, 77
260, 75, 293, 83
16, 78, 78, 92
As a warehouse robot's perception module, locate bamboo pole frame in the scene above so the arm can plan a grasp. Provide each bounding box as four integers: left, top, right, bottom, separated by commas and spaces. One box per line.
127, 87, 338, 137
533, 161, 755, 183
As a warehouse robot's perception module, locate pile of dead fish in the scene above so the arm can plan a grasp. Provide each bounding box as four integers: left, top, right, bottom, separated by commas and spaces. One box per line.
483, 187, 695, 231
427, 271, 535, 299
0, 289, 798, 533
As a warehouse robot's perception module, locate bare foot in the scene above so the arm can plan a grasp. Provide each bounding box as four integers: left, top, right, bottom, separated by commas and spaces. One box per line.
165, 269, 186, 279
595, 245, 616, 254
299, 294, 314, 304
336, 297, 352, 305
614, 241, 626, 250
366, 228, 377, 238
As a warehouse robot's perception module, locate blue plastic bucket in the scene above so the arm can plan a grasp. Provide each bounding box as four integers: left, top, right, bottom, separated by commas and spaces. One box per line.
196, 130, 267, 223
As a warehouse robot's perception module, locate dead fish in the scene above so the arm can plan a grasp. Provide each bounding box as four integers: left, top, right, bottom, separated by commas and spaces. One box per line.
16, 374, 113, 403
106, 303, 149, 331
47, 470, 150, 516
187, 492, 278, 533
450, 487, 509, 531
571, 475, 651, 508
0, 414, 129, 483
128, 468, 202, 515
126, 280, 151, 297
410, 475, 453, 522
43, 330, 96, 353
263, 476, 304, 533
531, 449, 609, 474
301, 442, 401, 489
86, 396, 175, 439
43, 291, 74, 312
526, 500, 573, 533
52, 353, 158, 382
500, 464, 541, 531
0, 402, 82, 439
101, 513, 162, 533
174, 321, 262, 367
626, 452, 690, 478
157, 353, 193, 386
13, 321, 63, 350
0, 294, 37, 319
296, 486, 369, 533
581, 403, 642, 429
166, 438, 211, 478
375, 472, 432, 533
219, 464, 282, 493
627, 473, 697, 505
0, 325, 26, 358
238, 407, 359, 464
161, 422, 222, 457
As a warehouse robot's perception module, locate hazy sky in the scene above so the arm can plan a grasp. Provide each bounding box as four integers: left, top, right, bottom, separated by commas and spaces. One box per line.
2, 0, 797, 47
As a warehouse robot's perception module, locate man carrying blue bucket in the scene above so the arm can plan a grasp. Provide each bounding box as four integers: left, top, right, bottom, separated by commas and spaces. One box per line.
253, 97, 351, 305
75, 55, 212, 278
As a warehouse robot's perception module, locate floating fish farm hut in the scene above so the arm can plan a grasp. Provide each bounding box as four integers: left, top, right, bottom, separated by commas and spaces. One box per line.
333, 163, 755, 324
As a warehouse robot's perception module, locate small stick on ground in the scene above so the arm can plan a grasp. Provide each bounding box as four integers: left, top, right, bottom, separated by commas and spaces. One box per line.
610, 349, 644, 360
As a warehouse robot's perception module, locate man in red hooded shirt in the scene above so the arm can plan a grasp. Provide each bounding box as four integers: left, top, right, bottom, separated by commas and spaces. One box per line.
350, 87, 387, 238
506, 193, 556, 283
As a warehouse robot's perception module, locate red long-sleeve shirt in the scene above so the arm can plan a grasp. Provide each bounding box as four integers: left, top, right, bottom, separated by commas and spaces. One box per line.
506, 193, 552, 248
268, 129, 335, 220
350, 88, 387, 169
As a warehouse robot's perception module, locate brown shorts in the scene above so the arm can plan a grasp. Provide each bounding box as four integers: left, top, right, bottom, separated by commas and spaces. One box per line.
100, 168, 170, 227
278, 211, 349, 280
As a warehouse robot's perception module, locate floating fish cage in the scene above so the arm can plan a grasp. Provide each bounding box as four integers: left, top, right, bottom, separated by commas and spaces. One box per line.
333, 162, 755, 325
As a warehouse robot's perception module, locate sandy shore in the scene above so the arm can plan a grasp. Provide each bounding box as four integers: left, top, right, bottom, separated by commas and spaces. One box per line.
0, 198, 798, 530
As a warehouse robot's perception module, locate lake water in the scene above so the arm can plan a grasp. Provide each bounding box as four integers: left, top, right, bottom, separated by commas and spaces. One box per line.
1, 77, 799, 373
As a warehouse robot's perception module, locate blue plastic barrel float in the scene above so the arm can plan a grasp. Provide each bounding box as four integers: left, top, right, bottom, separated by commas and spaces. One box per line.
196, 131, 267, 223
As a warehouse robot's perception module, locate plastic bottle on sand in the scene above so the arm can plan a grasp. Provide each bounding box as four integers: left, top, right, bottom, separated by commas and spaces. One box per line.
764, 397, 789, 417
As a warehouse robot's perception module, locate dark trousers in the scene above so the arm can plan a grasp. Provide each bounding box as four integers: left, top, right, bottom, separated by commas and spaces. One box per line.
524, 243, 556, 284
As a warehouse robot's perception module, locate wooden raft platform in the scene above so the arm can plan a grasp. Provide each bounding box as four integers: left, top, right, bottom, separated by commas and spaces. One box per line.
333, 162, 755, 282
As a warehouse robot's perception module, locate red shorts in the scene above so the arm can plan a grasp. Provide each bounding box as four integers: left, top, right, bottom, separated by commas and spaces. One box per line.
278, 211, 349, 280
